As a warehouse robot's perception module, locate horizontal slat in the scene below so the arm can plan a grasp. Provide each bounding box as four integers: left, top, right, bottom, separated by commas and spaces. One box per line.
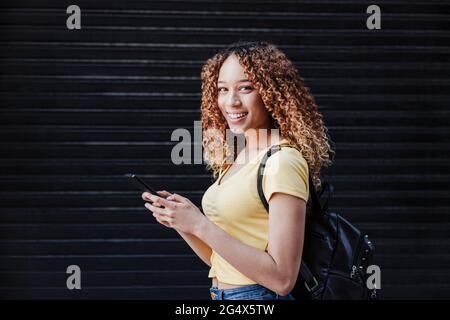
2, 28, 449, 48
2, 59, 450, 79
1, 2, 449, 19
1, 158, 449, 175
1, 206, 448, 224
0, 270, 209, 287
0, 126, 448, 143
0, 189, 449, 207
2, 44, 449, 62
0, 158, 207, 175
0, 239, 194, 255
1, 284, 449, 300
1, 268, 448, 288
0, 286, 210, 300
2, 77, 448, 95
1, 222, 449, 240
1, 238, 449, 255
0, 254, 206, 272
0, 174, 449, 192
0, 253, 449, 271
0, 142, 448, 159
379, 285, 450, 299
2, 94, 449, 110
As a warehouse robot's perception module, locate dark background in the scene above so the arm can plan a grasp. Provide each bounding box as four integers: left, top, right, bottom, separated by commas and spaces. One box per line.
0, 0, 449, 299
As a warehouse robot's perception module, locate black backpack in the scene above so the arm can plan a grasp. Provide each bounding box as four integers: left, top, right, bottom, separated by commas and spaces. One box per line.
257, 144, 378, 300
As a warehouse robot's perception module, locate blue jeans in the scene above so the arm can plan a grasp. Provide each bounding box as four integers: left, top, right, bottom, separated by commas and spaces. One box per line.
210, 284, 295, 300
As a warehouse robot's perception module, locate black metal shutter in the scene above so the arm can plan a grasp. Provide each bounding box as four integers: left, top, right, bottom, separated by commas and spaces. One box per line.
0, 0, 449, 299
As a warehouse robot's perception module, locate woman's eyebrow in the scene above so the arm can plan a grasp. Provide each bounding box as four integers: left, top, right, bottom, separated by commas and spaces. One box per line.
217, 79, 251, 84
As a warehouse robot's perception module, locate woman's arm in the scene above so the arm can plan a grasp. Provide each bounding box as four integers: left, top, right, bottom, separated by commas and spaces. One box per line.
194, 192, 306, 296
176, 229, 212, 267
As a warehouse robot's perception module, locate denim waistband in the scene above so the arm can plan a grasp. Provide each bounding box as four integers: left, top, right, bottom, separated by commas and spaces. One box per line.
209, 283, 294, 300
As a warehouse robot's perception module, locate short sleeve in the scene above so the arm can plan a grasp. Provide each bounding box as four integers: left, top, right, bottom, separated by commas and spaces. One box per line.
262, 147, 309, 203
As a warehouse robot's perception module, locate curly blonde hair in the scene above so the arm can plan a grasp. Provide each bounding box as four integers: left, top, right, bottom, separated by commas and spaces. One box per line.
200, 41, 335, 189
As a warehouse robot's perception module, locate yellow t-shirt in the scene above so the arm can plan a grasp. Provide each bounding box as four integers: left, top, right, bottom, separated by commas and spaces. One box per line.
201, 138, 309, 285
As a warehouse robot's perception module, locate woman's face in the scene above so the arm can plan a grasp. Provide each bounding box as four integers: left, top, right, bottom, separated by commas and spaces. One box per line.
217, 54, 273, 135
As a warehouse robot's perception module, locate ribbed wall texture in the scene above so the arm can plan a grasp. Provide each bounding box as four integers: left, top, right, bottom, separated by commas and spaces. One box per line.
0, 0, 449, 299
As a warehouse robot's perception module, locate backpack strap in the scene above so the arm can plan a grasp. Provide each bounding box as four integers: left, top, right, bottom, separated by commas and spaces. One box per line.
318, 181, 334, 212
257, 144, 323, 216
257, 143, 321, 293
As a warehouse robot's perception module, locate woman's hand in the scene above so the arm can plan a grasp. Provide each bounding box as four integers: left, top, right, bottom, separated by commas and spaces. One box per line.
143, 190, 172, 229
141, 190, 206, 235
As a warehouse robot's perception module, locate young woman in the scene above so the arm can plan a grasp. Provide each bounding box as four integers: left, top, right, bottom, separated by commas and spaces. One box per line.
142, 41, 334, 300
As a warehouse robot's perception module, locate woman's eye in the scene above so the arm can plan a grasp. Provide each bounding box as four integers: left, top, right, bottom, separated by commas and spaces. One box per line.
217, 86, 252, 93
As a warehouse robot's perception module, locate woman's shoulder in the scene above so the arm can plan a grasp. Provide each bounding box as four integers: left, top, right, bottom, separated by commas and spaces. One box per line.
267, 145, 307, 164
265, 145, 308, 176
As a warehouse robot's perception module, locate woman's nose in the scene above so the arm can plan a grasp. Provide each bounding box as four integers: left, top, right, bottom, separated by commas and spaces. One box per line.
226, 92, 241, 107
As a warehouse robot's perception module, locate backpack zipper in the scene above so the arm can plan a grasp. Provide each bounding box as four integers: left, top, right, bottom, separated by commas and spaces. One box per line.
350, 234, 365, 281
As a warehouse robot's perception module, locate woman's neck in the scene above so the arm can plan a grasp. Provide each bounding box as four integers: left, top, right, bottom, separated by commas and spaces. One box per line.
244, 130, 281, 152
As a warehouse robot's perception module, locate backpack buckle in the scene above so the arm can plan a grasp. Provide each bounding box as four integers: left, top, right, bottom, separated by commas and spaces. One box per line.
304, 276, 319, 292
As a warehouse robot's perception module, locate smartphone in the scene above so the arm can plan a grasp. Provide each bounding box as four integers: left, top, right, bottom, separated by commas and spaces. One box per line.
126, 173, 166, 209
125, 173, 159, 195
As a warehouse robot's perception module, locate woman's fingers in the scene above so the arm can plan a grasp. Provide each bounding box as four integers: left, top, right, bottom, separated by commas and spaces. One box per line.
140, 191, 175, 228
165, 193, 187, 203
142, 191, 186, 207
147, 205, 172, 227
157, 190, 172, 197
153, 213, 171, 228
145, 202, 168, 214
142, 193, 174, 208
153, 196, 178, 209
158, 190, 186, 204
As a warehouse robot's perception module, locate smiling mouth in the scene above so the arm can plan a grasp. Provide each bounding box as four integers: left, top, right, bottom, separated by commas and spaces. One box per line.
227, 112, 248, 120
